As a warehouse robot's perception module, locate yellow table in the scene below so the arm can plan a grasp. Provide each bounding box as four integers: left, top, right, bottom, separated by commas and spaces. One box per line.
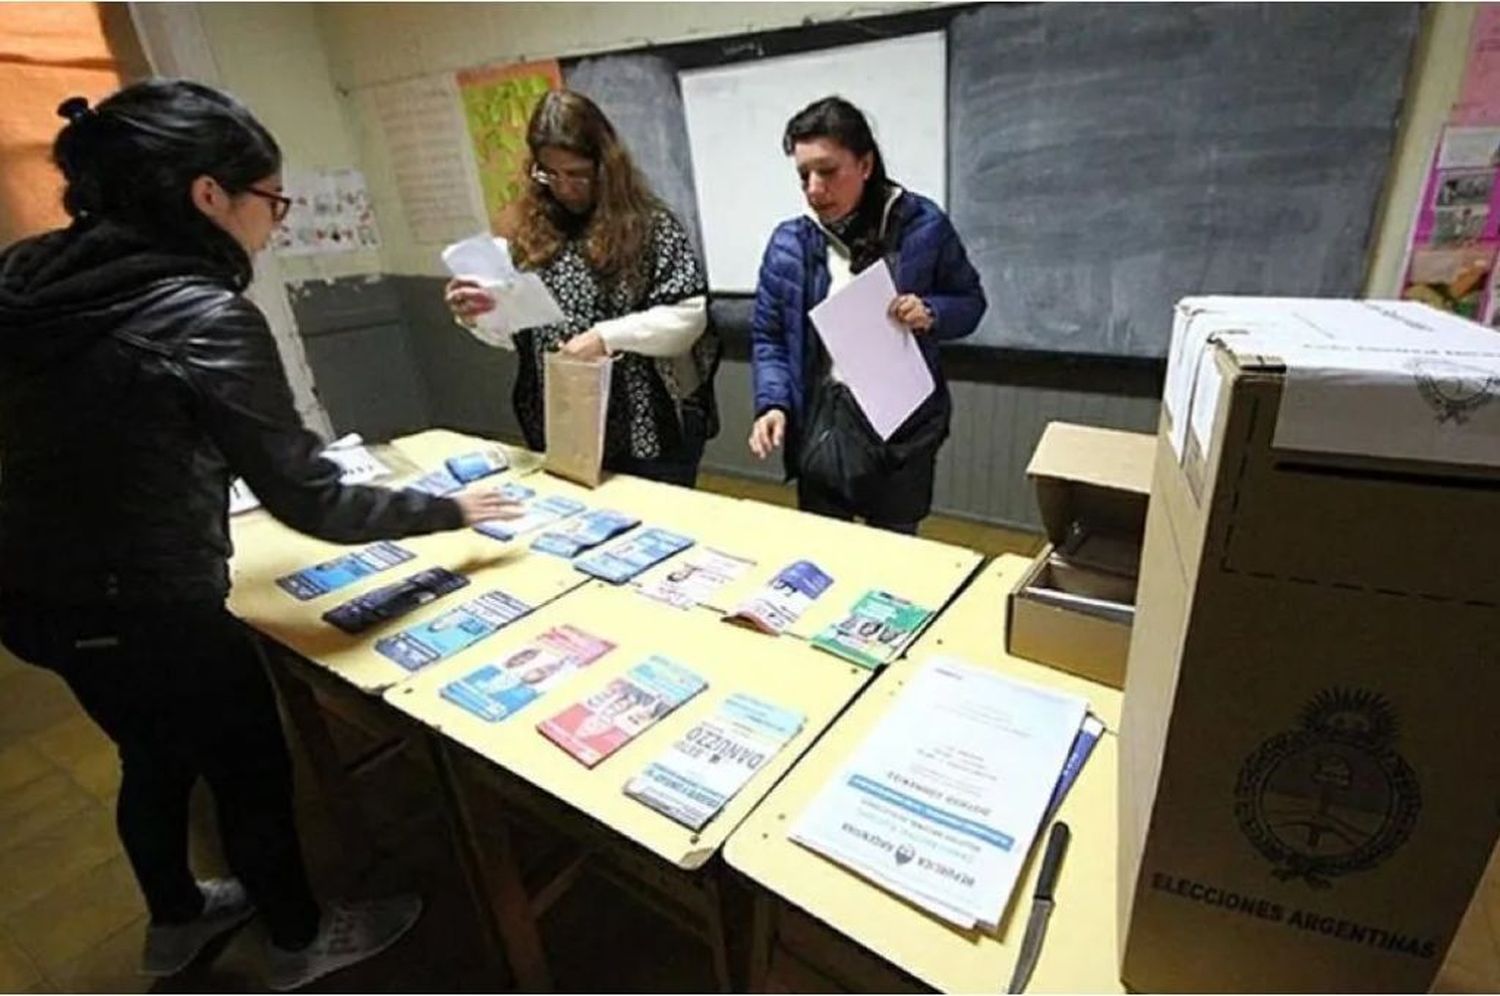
385, 582, 870, 869
228, 435, 588, 694
223, 430, 582, 896
625, 498, 984, 643
725, 555, 1125, 994
383, 581, 873, 990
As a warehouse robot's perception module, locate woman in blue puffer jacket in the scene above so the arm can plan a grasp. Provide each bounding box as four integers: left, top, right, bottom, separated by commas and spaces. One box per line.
747, 96, 986, 533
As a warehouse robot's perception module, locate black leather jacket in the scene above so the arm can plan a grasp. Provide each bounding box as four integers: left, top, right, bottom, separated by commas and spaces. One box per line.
0, 220, 462, 605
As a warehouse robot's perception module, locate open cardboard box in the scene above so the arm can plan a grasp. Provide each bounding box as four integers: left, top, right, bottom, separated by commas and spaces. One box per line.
1006, 421, 1155, 689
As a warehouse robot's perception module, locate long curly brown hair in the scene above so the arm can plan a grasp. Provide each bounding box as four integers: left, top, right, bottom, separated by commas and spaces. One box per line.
508, 90, 660, 291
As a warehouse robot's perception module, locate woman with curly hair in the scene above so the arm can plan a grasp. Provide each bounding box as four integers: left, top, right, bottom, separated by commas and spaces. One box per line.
446, 89, 719, 487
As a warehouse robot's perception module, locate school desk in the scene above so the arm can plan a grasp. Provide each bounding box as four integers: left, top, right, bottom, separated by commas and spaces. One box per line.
383, 581, 873, 991
724, 554, 1126, 994
627, 496, 985, 644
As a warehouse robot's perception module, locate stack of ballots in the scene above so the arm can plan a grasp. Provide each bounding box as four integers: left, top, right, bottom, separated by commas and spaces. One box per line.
790, 656, 1101, 930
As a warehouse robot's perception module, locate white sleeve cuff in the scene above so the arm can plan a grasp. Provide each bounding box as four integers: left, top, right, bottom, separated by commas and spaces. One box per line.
593, 296, 707, 358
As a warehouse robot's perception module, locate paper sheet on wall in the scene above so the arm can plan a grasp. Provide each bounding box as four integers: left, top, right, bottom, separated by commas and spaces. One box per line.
273, 168, 381, 257
1399, 126, 1500, 327
368, 74, 488, 245
457, 60, 562, 234
808, 259, 935, 440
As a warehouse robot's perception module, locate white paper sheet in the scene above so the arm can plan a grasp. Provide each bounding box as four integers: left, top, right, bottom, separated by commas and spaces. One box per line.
367, 75, 489, 246
442, 234, 567, 349
790, 656, 1087, 931
1201, 299, 1500, 468
808, 260, 935, 440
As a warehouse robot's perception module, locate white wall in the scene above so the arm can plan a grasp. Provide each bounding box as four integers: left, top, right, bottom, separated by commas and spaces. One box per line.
314, 1, 932, 276
198, 2, 382, 285
131, 1, 334, 435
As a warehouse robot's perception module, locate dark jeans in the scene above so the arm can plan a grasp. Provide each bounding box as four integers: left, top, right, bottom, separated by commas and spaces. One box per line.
607, 433, 706, 489
0, 597, 321, 949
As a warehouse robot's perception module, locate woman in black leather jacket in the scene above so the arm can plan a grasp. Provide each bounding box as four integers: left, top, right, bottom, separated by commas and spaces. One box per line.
0, 81, 514, 991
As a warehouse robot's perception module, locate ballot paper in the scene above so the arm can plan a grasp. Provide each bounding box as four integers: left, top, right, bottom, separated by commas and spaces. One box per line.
636, 548, 755, 610
724, 560, 833, 635
625, 692, 805, 831
790, 656, 1087, 931
808, 259, 935, 441
441, 233, 566, 348
321, 433, 391, 484
231, 434, 391, 514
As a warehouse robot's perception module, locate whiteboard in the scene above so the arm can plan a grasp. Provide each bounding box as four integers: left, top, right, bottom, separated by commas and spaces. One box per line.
680, 32, 948, 294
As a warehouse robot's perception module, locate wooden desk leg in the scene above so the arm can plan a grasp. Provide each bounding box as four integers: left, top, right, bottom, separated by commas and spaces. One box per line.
703, 874, 733, 994
748, 889, 774, 993
431, 739, 553, 993
258, 640, 375, 884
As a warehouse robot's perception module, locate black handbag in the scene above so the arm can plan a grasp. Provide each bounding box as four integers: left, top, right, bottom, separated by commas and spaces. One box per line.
796, 377, 949, 513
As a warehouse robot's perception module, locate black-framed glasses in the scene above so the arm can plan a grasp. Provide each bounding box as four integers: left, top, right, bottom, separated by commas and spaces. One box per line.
244, 186, 293, 223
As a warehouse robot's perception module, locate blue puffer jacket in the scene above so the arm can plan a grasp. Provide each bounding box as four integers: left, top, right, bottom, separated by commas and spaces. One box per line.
750, 189, 986, 476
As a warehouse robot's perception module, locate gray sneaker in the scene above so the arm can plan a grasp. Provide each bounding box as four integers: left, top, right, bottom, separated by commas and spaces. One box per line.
141, 878, 255, 976
264, 895, 424, 992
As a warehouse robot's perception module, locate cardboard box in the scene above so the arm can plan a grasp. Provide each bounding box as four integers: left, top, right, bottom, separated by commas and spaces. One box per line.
1007, 421, 1155, 689
1119, 297, 1500, 992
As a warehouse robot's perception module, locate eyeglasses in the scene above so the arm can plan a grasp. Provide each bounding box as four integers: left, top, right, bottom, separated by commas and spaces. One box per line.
244, 186, 293, 223
529, 163, 595, 190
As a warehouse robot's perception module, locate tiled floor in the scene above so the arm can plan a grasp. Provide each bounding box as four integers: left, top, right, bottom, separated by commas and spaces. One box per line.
1, 476, 1493, 993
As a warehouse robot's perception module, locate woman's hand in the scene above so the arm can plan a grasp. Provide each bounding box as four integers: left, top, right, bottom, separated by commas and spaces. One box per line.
453, 489, 525, 525
889, 293, 934, 334
749, 410, 786, 460
444, 278, 497, 325
560, 329, 608, 361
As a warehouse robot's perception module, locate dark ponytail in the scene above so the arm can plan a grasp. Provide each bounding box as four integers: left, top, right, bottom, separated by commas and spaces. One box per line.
51, 79, 282, 289
782, 96, 894, 273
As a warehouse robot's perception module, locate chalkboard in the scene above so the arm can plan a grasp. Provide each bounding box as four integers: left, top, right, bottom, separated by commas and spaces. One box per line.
552, 3, 1418, 360
563, 53, 705, 254
949, 3, 1419, 357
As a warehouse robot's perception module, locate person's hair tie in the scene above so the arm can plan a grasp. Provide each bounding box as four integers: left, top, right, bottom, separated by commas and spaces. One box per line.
57, 97, 94, 124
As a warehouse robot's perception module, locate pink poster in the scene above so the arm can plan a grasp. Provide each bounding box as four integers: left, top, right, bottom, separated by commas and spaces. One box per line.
1454, 5, 1500, 126
1401, 127, 1500, 323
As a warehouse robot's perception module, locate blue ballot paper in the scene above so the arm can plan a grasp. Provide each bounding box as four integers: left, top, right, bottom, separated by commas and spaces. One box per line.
275, 541, 415, 600
1043, 714, 1105, 820
409, 467, 463, 496
444, 448, 509, 483
374, 590, 533, 672
532, 509, 640, 559
575, 528, 694, 584
474, 494, 585, 542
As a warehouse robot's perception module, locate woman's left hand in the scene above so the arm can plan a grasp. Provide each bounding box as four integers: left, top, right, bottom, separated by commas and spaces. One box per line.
889, 294, 934, 334
560, 329, 608, 361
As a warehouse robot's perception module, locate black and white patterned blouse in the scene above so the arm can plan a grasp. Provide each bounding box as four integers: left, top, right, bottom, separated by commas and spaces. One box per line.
512, 207, 713, 463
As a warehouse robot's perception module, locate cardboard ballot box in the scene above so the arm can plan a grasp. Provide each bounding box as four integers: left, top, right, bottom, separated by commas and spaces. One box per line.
1007, 421, 1155, 689
1119, 297, 1500, 993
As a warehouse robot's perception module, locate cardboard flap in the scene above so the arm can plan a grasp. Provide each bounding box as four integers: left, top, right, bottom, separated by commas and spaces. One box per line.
1027, 422, 1155, 549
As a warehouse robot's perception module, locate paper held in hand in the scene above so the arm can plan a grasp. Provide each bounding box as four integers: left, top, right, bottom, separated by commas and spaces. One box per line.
441, 233, 566, 349
808, 259, 935, 441
544, 353, 613, 488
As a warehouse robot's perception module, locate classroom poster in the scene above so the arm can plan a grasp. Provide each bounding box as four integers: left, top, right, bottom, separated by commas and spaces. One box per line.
1401, 126, 1500, 324
456, 59, 563, 233
1454, 5, 1500, 126
366, 73, 490, 245
272, 168, 382, 257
